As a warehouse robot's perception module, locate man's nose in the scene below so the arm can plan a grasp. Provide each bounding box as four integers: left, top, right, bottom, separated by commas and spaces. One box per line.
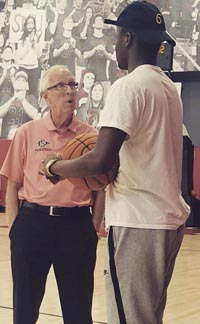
64, 85, 73, 93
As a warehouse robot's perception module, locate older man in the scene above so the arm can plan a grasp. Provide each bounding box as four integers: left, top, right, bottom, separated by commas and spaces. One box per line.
0, 65, 105, 324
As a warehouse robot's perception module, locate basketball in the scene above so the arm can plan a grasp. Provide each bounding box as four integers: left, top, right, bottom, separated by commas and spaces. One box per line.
62, 133, 119, 191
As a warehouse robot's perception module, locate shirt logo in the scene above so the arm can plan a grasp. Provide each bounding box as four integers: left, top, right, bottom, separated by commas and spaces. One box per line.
37, 139, 50, 148
35, 139, 51, 152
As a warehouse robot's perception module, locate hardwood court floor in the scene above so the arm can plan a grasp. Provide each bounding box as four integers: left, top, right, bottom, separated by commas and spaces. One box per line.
0, 213, 200, 324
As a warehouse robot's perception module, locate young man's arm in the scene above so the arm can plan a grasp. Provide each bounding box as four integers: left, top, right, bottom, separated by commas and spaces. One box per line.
41, 127, 126, 180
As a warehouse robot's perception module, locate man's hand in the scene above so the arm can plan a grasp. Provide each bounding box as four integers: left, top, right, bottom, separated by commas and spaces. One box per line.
39, 153, 62, 184
15, 90, 26, 101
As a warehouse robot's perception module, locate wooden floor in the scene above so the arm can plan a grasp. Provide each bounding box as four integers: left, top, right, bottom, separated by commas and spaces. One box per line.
0, 213, 200, 324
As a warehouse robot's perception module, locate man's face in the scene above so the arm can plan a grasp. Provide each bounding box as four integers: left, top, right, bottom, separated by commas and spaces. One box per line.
115, 27, 128, 70
3, 47, 13, 61
43, 68, 77, 116
94, 16, 104, 29
75, 0, 82, 8
63, 18, 73, 31
83, 72, 95, 88
58, 0, 67, 10
38, 0, 46, 8
14, 77, 27, 91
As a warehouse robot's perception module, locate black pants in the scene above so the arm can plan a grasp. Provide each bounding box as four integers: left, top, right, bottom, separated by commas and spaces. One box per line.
9, 206, 98, 324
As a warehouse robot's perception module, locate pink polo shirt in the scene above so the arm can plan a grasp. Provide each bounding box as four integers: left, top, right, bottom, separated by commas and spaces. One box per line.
0, 113, 97, 207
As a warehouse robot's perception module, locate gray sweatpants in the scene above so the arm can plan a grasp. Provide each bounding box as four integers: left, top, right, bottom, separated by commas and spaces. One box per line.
104, 225, 184, 324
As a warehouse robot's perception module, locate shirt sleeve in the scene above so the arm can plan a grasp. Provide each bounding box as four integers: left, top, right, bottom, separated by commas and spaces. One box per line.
98, 80, 143, 139
0, 127, 26, 187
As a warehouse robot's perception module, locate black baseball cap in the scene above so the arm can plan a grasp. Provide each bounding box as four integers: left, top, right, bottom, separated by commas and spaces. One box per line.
104, 1, 176, 47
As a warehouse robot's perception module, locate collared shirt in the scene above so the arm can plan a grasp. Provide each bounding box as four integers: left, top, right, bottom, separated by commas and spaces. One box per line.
0, 112, 97, 207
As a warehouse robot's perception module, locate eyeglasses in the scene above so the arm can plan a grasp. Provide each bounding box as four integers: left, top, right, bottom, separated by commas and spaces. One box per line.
47, 81, 79, 91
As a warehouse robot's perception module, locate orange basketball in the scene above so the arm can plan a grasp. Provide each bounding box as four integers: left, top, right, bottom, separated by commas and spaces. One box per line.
62, 133, 119, 191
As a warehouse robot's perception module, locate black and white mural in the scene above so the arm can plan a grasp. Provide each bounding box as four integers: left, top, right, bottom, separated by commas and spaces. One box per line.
0, 0, 199, 138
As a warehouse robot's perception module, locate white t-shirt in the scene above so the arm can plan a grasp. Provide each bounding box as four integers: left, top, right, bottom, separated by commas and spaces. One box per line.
98, 65, 190, 230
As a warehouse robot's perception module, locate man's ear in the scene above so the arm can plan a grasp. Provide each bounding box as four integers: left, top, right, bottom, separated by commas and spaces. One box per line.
125, 32, 134, 48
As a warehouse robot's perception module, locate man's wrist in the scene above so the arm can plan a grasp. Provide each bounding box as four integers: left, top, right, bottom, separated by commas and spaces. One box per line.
45, 159, 60, 177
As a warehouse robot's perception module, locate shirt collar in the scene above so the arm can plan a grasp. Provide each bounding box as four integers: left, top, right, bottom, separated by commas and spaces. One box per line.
43, 111, 78, 134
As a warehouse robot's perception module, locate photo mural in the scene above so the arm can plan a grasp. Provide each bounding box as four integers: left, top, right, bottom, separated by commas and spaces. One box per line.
0, 0, 199, 138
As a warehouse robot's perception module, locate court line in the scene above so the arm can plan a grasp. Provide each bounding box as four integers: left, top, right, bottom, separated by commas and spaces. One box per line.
0, 306, 107, 323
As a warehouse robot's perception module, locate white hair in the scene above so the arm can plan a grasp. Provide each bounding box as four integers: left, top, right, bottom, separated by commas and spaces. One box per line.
40, 65, 73, 93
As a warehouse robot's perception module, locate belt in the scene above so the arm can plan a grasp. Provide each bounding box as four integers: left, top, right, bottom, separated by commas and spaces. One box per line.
21, 200, 89, 217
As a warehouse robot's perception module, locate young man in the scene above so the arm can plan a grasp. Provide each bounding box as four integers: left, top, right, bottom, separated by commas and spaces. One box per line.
41, 2, 190, 323
0, 65, 105, 324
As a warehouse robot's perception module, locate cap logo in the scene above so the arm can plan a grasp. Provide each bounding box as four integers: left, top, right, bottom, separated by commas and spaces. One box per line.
156, 13, 162, 24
